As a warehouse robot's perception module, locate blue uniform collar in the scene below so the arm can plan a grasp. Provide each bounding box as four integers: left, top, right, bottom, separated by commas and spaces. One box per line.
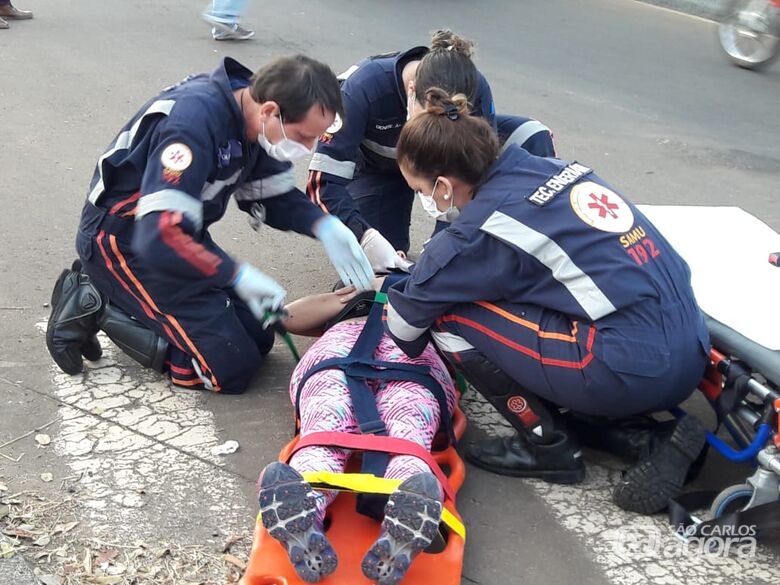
484, 144, 534, 184
209, 57, 253, 135
393, 46, 428, 107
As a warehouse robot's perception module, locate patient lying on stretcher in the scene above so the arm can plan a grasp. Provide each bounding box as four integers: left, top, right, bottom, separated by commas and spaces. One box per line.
256, 276, 457, 585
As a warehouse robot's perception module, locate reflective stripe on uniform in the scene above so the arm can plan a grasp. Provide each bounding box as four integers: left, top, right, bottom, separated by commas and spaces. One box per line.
88, 99, 177, 204
337, 64, 359, 81
201, 168, 242, 201
233, 168, 296, 201
308, 153, 356, 180
386, 301, 427, 341
362, 139, 397, 160
431, 330, 475, 353
499, 120, 550, 154
481, 211, 617, 321
136, 189, 204, 230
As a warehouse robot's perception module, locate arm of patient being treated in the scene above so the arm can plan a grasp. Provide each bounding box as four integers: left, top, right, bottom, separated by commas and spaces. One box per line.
282, 277, 384, 336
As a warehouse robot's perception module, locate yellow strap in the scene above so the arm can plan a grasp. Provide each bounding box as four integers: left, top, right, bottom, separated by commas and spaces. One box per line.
302, 471, 466, 540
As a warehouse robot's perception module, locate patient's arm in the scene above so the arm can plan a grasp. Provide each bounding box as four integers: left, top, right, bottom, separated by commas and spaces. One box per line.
283, 278, 384, 336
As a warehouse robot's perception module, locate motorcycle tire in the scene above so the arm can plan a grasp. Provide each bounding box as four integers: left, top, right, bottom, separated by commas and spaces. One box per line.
718, 0, 780, 70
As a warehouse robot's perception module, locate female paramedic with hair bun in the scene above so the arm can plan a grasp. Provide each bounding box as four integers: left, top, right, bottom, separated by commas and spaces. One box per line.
386, 88, 712, 515
307, 29, 556, 273
256, 277, 457, 584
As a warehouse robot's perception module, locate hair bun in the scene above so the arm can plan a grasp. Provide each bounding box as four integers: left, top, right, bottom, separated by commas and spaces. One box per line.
423, 88, 472, 120
429, 29, 474, 57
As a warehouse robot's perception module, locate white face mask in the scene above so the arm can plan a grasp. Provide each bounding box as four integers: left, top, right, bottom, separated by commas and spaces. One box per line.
257, 118, 314, 161
416, 179, 461, 222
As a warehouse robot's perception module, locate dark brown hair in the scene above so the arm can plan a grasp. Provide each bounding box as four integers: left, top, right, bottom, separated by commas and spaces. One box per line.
398, 88, 499, 186
250, 55, 343, 123
414, 30, 478, 106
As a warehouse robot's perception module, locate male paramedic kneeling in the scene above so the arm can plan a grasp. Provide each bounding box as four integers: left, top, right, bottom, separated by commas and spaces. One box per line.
387, 89, 711, 514
46, 56, 373, 394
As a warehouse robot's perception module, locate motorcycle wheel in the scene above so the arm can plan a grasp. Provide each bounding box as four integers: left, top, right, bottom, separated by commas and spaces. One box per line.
718, 0, 780, 70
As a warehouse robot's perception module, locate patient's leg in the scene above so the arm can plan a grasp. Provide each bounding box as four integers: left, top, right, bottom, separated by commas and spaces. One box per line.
289, 368, 359, 518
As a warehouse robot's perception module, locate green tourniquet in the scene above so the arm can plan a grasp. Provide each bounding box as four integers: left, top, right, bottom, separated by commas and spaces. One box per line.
455, 371, 469, 395
281, 331, 301, 362
273, 291, 392, 364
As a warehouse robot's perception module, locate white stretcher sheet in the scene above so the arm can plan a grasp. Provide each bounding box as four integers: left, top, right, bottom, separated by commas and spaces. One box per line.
638, 205, 780, 351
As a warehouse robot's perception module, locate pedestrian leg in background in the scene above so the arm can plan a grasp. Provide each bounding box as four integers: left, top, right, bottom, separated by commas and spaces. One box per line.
201, 0, 254, 41
0, 0, 33, 27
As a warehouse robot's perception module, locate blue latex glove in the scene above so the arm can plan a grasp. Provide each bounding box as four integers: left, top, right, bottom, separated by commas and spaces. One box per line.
314, 216, 373, 290
231, 263, 287, 326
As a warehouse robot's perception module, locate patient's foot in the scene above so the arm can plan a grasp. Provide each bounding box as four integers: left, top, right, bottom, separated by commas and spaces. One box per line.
258, 462, 337, 582
362, 472, 443, 585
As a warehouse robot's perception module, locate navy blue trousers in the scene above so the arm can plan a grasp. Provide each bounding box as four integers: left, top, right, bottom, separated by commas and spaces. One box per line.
431, 299, 709, 417
76, 204, 273, 394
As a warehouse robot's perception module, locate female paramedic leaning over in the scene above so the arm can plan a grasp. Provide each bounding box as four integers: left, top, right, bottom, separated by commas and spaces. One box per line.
307, 29, 555, 272
386, 89, 712, 515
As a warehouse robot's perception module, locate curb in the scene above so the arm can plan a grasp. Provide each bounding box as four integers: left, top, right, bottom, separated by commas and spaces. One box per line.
0, 533, 40, 585
635, 0, 729, 20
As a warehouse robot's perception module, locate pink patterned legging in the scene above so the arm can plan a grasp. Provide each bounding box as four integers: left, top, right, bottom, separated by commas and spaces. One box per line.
289, 321, 457, 520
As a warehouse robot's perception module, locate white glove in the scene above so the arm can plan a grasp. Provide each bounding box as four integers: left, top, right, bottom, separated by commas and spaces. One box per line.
361, 228, 413, 272
314, 216, 373, 290
231, 263, 287, 325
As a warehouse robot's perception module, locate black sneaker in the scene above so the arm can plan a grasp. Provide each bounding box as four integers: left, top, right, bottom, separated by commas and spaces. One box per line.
612, 414, 707, 515
258, 462, 337, 583
362, 472, 443, 585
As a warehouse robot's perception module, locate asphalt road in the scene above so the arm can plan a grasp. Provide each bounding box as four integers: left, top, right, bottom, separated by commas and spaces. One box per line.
1, 0, 780, 584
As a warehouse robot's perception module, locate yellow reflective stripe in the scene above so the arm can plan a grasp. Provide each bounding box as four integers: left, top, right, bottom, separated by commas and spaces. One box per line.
301, 471, 466, 540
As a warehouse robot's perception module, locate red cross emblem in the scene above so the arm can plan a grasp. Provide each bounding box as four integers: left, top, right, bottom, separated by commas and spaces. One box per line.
588, 193, 620, 219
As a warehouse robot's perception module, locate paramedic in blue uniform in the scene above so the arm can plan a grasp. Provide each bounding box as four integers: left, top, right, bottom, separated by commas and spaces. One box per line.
45, 56, 373, 394
386, 89, 711, 514
307, 29, 556, 272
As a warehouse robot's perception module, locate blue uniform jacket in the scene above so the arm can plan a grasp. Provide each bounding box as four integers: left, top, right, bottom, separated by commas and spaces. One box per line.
81, 57, 324, 288
386, 146, 709, 368
306, 47, 553, 241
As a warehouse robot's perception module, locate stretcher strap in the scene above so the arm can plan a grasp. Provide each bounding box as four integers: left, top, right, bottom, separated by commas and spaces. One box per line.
301, 470, 466, 540
289, 431, 456, 503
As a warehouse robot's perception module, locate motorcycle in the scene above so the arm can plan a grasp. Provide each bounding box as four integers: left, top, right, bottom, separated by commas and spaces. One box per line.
718, 0, 780, 70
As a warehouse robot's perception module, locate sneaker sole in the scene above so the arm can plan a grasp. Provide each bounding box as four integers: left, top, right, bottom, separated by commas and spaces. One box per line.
258, 464, 337, 583
612, 415, 707, 515
362, 482, 442, 585
213, 31, 255, 41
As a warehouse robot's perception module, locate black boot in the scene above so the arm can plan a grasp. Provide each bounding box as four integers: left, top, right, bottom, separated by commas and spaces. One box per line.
465, 431, 585, 484
97, 304, 168, 372
612, 414, 707, 514
46, 262, 105, 374
450, 351, 585, 484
